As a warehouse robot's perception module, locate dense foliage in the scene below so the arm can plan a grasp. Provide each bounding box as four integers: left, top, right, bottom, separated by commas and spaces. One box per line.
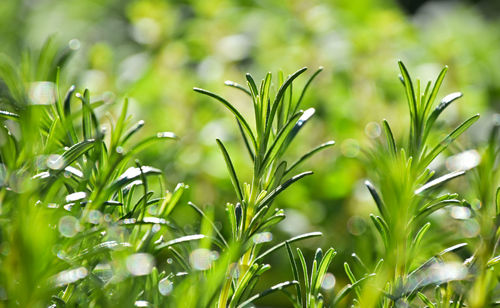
1, 0, 500, 307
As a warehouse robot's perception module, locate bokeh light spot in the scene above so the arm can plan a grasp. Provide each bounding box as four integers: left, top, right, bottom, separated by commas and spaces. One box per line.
158, 277, 173, 296
126, 253, 155, 276
321, 272, 336, 290
59, 216, 80, 238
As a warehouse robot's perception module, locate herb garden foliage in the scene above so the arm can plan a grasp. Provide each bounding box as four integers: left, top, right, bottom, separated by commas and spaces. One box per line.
0, 40, 499, 308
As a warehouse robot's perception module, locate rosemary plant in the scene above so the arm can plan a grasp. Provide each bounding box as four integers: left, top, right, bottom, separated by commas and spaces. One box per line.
355, 61, 479, 307
194, 67, 335, 307
3, 36, 499, 308
0, 39, 194, 307
464, 120, 500, 307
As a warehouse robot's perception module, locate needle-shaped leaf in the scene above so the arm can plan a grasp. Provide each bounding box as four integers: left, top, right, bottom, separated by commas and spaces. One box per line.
398, 61, 417, 124
0, 110, 20, 120
71, 241, 132, 261
235, 203, 243, 233
224, 80, 251, 96
167, 246, 191, 271
128, 189, 153, 218
415, 170, 465, 194
133, 160, 149, 218
249, 210, 286, 237
297, 248, 310, 299
408, 243, 467, 280
237, 281, 298, 308
258, 171, 313, 209
333, 274, 375, 305
121, 120, 145, 145
418, 193, 458, 210
63, 85, 76, 117
264, 67, 308, 146
261, 111, 304, 171
417, 292, 436, 308
382, 120, 397, 156
246, 73, 263, 139
442, 244, 469, 258
285, 242, 302, 306
226, 202, 237, 239
261, 72, 272, 129
247, 205, 271, 234
119, 217, 174, 227
216, 139, 243, 201
245, 73, 259, 97
108, 166, 161, 192
285, 141, 335, 176
370, 214, 390, 249
159, 182, 186, 217
344, 262, 357, 284
125, 132, 177, 157
61, 139, 96, 167
254, 232, 322, 262
0, 54, 26, 103
424, 66, 448, 118
293, 67, 323, 115
411, 222, 431, 252
76, 89, 97, 140
236, 119, 255, 161
423, 91, 462, 143
155, 234, 206, 250
268, 161, 287, 191
309, 258, 318, 301
277, 108, 316, 159
415, 199, 462, 220
188, 201, 228, 248
365, 180, 387, 217
496, 187, 500, 216
194, 87, 257, 150
487, 255, 500, 267
259, 111, 303, 168
231, 264, 260, 305
400, 261, 468, 297
344, 262, 362, 298
312, 248, 336, 294
420, 114, 480, 169
112, 98, 129, 148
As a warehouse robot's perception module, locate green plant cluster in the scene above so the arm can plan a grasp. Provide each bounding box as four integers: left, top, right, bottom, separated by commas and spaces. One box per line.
2, 5, 500, 289
0, 36, 500, 308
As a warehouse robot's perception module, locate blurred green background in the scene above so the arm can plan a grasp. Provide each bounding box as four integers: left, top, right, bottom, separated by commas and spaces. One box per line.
1, 0, 499, 305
